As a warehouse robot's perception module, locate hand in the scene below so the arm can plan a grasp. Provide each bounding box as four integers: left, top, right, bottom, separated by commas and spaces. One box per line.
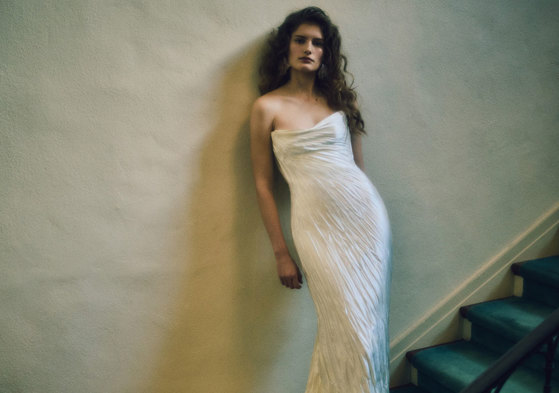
276, 254, 303, 289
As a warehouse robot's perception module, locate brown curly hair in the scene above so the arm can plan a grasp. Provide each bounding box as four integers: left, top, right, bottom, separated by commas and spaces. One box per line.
258, 6, 365, 135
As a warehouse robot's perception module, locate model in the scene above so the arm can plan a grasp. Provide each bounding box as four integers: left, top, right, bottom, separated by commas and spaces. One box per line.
250, 7, 392, 393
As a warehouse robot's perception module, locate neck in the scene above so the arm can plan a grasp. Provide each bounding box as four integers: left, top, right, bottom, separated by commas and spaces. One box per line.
284, 69, 318, 100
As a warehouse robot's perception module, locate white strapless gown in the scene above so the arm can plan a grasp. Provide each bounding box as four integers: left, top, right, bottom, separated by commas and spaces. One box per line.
271, 111, 392, 393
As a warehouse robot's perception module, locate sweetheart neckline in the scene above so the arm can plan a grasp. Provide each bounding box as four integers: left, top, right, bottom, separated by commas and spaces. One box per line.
271, 110, 343, 134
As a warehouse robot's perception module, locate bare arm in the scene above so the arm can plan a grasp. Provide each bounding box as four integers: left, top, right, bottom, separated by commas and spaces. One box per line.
250, 99, 302, 289
351, 132, 365, 171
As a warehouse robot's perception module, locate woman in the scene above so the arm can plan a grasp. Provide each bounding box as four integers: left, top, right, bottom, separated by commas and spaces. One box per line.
250, 7, 391, 393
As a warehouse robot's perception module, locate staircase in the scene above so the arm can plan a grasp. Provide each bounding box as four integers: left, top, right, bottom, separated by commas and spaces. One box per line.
391, 255, 559, 393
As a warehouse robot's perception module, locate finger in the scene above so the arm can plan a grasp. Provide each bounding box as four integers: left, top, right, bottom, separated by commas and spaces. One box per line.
286, 277, 294, 289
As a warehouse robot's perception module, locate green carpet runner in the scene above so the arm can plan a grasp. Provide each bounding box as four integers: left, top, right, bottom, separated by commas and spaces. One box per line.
391, 255, 559, 393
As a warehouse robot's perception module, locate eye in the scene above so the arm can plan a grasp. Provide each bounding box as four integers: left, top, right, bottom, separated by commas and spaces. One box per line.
313, 40, 324, 47
294, 37, 305, 44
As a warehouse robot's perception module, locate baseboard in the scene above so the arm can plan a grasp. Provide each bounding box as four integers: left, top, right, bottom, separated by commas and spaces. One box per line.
388, 201, 559, 386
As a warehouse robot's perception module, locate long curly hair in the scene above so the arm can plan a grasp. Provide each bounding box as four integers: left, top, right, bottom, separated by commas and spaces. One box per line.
258, 7, 365, 135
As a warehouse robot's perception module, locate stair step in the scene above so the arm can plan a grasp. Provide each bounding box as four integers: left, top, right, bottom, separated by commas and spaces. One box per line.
460, 296, 558, 377
390, 384, 430, 393
512, 255, 559, 307
407, 340, 549, 393
461, 296, 555, 342
512, 255, 559, 289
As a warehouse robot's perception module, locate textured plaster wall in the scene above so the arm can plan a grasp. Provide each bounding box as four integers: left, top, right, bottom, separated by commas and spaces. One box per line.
1, 1, 558, 392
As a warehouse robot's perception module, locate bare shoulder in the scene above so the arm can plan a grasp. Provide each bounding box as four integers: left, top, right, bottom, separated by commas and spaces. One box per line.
252, 91, 285, 116
251, 92, 285, 133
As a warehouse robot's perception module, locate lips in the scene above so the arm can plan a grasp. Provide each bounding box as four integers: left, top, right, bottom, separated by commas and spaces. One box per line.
299, 57, 313, 62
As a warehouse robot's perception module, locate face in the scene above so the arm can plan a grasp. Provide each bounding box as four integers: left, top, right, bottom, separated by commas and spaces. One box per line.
287, 23, 324, 73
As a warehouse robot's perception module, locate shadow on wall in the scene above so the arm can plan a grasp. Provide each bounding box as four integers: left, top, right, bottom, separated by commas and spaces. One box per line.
145, 39, 310, 393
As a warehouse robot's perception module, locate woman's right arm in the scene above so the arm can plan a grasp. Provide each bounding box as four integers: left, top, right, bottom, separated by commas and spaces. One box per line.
250, 98, 303, 289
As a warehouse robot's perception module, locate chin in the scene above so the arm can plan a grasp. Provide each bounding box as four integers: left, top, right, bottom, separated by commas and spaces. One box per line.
294, 65, 319, 73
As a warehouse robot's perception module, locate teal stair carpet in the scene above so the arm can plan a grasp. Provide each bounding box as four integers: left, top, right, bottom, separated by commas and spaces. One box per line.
391, 255, 559, 393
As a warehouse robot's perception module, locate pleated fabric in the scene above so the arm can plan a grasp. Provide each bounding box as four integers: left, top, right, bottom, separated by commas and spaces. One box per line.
271, 111, 392, 393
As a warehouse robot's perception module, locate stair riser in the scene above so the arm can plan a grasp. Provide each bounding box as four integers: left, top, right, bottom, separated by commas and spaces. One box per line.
417, 373, 455, 393
523, 280, 559, 308
470, 326, 559, 380
389, 385, 429, 393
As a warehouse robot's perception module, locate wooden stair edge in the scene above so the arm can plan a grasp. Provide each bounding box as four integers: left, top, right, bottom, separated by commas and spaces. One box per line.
511, 261, 527, 275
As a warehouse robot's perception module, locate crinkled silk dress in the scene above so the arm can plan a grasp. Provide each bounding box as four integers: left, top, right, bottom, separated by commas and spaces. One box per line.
271, 111, 392, 393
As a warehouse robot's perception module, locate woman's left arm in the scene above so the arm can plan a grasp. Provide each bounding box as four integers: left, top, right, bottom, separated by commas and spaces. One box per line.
351, 133, 365, 171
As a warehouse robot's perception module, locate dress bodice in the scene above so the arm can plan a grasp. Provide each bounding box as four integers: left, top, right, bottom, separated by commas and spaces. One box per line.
271, 110, 358, 185
271, 110, 369, 200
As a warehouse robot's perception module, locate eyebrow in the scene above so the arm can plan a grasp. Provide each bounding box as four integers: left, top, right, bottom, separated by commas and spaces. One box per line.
293, 34, 324, 41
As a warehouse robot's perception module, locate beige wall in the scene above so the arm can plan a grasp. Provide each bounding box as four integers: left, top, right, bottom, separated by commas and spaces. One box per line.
1, 1, 558, 392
